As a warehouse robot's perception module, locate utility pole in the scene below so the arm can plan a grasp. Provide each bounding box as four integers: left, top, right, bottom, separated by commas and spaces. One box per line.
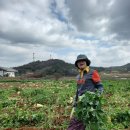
50, 54, 52, 60
33, 52, 35, 62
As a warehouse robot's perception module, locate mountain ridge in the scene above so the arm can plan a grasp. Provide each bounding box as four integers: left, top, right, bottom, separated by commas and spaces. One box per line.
14, 59, 130, 76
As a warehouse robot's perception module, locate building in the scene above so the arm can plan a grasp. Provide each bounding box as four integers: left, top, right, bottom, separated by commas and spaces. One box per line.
0, 67, 18, 77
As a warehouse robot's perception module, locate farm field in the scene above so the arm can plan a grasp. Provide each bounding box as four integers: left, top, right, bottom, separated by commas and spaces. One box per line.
0, 79, 130, 130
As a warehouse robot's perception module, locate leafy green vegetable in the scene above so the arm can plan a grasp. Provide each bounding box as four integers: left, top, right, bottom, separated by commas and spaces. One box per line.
74, 91, 107, 130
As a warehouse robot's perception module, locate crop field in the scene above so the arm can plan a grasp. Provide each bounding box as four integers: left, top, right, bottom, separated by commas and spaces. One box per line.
0, 79, 130, 130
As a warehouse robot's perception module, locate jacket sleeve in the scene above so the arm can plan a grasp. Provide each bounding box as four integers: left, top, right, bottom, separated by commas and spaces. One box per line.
92, 70, 103, 94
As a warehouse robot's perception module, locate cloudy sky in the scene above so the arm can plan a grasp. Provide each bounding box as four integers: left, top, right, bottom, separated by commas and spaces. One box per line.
0, 0, 130, 67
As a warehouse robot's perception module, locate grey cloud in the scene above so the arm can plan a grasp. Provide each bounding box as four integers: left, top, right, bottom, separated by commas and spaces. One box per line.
0, 55, 30, 67
0, 44, 31, 67
67, 0, 130, 40
0, 0, 53, 45
0, 30, 39, 44
0, 0, 11, 10
0, 0, 69, 47
108, 0, 130, 40
0, 0, 130, 67
66, 0, 110, 32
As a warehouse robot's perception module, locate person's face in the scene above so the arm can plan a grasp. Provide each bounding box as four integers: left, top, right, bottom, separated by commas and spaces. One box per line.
77, 60, 87, 70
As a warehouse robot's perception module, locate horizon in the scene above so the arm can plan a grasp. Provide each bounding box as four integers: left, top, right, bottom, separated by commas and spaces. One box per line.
3, 58, 129, 68
0, 0, 130, 67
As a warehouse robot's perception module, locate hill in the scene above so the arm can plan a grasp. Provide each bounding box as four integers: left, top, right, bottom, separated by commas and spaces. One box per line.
14, 59, 130, 77
100, 63, 130, 73
14, 59, 77, 77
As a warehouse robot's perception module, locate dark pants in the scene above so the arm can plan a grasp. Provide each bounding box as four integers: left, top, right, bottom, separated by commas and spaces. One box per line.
67, 118, 86, 130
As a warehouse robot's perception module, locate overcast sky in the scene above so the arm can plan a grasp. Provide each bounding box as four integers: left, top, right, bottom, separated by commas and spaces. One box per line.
0, 0, 130, 67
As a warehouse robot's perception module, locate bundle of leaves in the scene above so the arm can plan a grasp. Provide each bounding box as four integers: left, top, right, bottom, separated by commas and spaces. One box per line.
74, 91, 107, 130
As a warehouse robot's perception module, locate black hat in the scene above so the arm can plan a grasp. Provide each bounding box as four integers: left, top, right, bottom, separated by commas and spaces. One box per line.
75, 54, 91, 68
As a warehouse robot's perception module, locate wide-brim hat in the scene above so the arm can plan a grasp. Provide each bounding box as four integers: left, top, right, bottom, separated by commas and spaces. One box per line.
75, 54, 91, 68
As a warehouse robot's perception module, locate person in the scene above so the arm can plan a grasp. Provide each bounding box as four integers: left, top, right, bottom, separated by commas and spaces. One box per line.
67, 54, 103, 130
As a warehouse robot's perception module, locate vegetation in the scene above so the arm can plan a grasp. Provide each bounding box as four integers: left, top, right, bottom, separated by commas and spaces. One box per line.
14, 59, 77, 77
14, 59, 130, 77
0, 79, 130, 129
75, 91, 107, 130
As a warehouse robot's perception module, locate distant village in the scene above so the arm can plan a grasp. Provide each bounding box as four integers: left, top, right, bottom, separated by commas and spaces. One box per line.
0, 67, 18, 77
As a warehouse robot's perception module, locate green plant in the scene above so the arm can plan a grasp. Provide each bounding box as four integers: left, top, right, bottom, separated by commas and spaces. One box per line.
111, 110, 130, 128
0, 79, 130, 129
0, 108, 46, 128
74, 91, 107, 130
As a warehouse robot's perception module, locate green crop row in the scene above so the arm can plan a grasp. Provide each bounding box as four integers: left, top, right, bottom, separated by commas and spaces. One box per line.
0, 79, 129, 129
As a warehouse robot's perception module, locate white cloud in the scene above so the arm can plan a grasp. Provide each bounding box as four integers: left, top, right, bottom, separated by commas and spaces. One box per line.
0, 0, 130, 67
